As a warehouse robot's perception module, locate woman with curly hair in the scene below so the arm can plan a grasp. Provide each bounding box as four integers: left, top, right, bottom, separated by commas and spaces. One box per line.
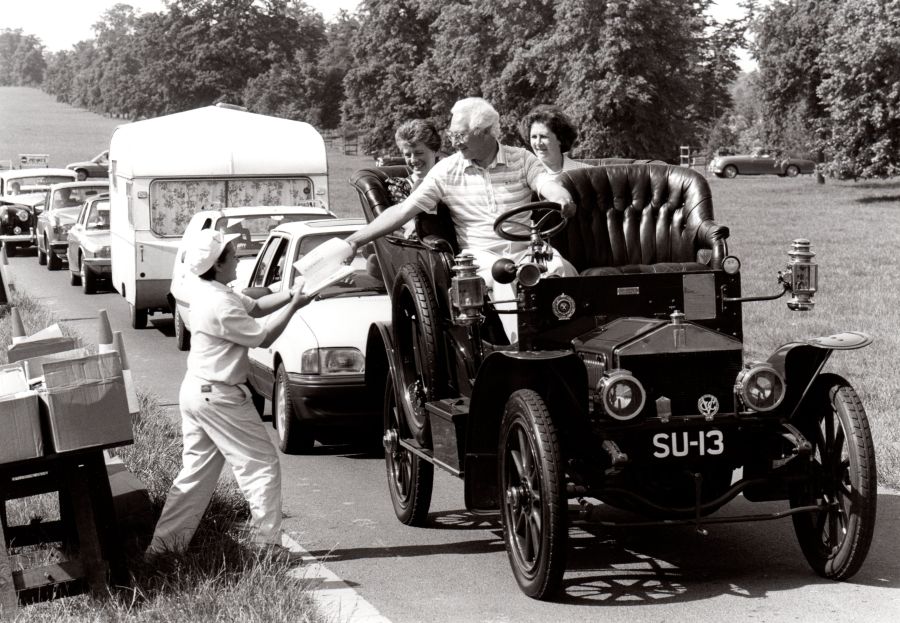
519, 104, 590, 176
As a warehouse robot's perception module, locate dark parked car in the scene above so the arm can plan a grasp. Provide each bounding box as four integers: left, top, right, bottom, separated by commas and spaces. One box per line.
711, 151, 816, 178
352, 162, 876, 600
0, 193, 44, 255
65, 150, 110, 181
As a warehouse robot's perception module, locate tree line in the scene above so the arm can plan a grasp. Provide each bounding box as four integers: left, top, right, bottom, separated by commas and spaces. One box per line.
1, 0, 897, 178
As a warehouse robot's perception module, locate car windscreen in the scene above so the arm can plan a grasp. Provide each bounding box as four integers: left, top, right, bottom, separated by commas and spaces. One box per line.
85, 201, 110, 230
149, 177, 321, 237
214, 213, 328, 258
294, 232, 386, 297
5, 175, 74, 195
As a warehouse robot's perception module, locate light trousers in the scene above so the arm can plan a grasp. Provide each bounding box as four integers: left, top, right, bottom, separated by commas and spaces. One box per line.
147, 376, 282, 553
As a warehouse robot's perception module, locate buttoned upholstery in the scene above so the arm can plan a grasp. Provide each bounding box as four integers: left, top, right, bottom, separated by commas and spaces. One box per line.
552, 164, 729, 274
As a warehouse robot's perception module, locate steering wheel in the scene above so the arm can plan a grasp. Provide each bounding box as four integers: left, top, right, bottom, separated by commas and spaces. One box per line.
493, 201, 568, 242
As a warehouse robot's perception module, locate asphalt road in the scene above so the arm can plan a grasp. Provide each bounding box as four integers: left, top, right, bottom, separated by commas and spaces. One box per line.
5, 248, 899, 623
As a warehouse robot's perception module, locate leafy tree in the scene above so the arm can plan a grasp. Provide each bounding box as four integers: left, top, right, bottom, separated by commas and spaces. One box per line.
0, 29, 45, 86
341, 0, 438, 152
817, 0, 900, 178
317, 10, 359, 129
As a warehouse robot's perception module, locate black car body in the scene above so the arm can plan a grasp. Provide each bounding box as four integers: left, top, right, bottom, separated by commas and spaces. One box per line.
0, 193, 45, 255
352, 162, 877, 600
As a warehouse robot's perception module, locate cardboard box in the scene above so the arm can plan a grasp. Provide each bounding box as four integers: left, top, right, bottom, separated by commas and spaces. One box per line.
39, 352, 133, 453
21, 347, 92, 383
0, 362, 28, 397
7, 336, 79, 364
0, 390, 43, 463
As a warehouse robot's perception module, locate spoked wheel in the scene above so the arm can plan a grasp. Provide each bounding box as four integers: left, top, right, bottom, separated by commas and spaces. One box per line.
384, 374, 433, 526
499, 389, 566, 599
392, 263, 444, 447
274, 364, 314, 454
789, 373, 877, 580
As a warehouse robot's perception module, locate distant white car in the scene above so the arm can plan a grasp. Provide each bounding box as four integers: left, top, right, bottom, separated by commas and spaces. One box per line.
244, 219, 391, 453
169, 205, 335, 350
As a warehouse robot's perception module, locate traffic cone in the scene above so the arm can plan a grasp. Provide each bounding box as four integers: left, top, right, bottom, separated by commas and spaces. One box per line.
97, 309, 114, 354
113, 330, 139, 416
10, 307, 27, 344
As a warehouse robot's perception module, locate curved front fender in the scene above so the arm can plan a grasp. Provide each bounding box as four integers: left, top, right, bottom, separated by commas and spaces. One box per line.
464, 350, 587, 512
767, 331, 872, 420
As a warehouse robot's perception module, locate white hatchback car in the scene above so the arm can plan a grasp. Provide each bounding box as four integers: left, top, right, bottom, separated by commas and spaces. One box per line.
245, 219, 391, 453
169, 205, 335, 350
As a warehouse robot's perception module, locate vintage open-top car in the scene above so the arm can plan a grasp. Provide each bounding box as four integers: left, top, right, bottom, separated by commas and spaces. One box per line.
351, 162, 877, 599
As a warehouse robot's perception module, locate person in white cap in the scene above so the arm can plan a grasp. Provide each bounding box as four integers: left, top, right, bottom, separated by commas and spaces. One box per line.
146, 228, 309, 561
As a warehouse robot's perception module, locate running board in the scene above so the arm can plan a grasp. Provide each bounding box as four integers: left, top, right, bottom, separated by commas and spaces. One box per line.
399, 438, 462, 478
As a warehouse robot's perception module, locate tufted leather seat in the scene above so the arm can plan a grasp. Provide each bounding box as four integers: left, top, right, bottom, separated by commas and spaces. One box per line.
552, 163, 729, 275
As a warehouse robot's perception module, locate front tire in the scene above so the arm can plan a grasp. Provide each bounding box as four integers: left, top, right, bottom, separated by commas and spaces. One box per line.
384, 374, 433, 526
70, 266, 81, 286
47, 241, 62, 271
273, 364, 314, 454
3, 242, 17, 257
790, 374, 877, 580
37, 240, 47, 265
81, 257, 97, 294
174, 309, 191, 351
723, 165, 738, 179
499, 389, 566, 599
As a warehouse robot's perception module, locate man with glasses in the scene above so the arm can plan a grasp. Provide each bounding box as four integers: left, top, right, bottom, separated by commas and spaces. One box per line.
344, 97, 577, 342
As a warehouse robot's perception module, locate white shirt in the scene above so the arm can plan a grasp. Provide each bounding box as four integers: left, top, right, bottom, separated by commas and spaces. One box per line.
186, 279, 265, 385
401, 143, 551, 256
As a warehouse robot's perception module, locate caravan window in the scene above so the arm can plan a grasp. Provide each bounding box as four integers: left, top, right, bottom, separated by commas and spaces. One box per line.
149, 177, 318, 237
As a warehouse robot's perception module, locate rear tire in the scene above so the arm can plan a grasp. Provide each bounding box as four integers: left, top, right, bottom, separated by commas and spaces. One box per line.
273, 364, 314, 454
723, 165, 738, 179
129, 303, 148, 329
789, 374, 877, 580
786, 164, 800, 177
384, 374, 433, 526
392, 263, 444, 447
75, 169, 88, 181
174, 309, 191, 351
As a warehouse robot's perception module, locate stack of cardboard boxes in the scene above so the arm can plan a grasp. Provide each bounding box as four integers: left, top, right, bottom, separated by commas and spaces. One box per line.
1, 320, 133, 460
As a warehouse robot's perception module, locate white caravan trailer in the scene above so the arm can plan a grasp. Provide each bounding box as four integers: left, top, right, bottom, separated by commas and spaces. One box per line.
108, 104, 329, 328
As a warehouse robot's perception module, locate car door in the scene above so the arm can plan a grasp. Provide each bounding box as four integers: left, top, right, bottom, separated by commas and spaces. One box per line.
246, 233, 291, 394
67, 200, 90, 266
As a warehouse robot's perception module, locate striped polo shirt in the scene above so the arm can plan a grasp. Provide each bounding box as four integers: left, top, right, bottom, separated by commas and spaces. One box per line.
402, 143, 550, 255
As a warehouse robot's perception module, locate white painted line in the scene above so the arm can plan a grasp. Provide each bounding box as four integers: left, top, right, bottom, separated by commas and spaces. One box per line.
282, 531, 392, 623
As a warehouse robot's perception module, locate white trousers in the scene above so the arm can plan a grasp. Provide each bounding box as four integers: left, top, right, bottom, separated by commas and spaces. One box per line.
147, 376, 282, 553
465, 246, 575, 343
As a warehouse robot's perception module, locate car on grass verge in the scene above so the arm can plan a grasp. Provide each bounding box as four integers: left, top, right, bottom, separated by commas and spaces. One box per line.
169, 205, 336, 351
243, 219, 391, 453
35, 181, 109, 270
67, 193, 111, 294
352, 162, 877, 600
66, 150, 110, 181
710, 151, 816, 178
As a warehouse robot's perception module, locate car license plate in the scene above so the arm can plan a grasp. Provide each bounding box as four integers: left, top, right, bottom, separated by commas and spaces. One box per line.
652, 429, 724, 458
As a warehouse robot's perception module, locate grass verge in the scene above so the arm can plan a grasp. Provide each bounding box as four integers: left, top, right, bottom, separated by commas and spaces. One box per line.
1, 292, 323, 622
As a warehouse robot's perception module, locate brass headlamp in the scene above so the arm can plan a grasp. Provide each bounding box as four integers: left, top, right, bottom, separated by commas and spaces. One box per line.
782, 238, 818, 311
450, 253, 485, 325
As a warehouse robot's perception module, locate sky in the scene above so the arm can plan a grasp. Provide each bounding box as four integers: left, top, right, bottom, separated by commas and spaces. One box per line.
4, 0, 757, 70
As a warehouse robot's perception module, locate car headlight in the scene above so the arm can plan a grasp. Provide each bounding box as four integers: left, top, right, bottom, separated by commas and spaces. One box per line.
736, 363, 785, 412
300, 348, 365, 375
594, 369, 646, 420
17, 209, 29, 222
